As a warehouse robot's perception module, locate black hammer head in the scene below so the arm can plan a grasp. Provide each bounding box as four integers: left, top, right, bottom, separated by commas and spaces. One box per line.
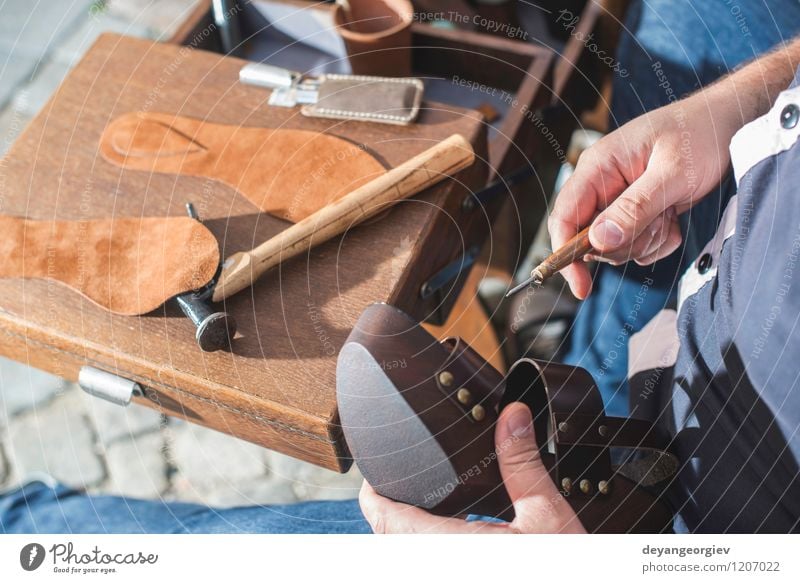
195, 310, 237, 352
177, 202, 237, 352
175, 288, 237, 352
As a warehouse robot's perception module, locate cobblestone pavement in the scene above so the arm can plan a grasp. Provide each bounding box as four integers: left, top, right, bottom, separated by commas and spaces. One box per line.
0, 0, 363, 507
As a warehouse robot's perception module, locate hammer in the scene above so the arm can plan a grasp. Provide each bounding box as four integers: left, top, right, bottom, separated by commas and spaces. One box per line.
178, 134, 475, 351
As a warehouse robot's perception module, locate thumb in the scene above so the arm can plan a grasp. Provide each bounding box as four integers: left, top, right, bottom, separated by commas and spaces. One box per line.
589, 165, 677, 254
495, 403, 584, 532
495, 403, 549, 503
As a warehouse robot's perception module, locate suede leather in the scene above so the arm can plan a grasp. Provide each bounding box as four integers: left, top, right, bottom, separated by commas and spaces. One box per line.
0, 215, 219, 315
99, 112, 387, 223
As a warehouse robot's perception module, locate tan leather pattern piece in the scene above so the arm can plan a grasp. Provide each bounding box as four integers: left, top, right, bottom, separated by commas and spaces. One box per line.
0, 215, 219, 315
99, 112, 388, 223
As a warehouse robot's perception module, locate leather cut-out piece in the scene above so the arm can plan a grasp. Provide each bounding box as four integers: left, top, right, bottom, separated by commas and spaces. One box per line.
0, 215, 219, 315
100, 112, 388, 223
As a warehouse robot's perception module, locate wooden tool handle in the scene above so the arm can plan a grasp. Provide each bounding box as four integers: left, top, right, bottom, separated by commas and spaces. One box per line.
534, 225, 593, 282
212, 134, 475, 302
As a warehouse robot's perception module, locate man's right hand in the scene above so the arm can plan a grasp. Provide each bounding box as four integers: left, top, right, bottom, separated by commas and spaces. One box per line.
548, 84, 743, 299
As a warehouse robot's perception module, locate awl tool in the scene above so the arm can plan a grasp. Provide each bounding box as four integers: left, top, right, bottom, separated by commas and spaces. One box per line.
505, 225, 593, 297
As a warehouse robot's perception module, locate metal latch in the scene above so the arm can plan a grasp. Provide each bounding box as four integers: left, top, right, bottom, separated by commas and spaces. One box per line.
239, 63, 320, 107
78, 366, 143, 407
420, 245, 480, 325
461, 165, 537, 213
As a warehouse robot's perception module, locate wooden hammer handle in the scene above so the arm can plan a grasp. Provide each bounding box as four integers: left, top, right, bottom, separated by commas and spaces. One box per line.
534, 225, 593, 282
212, 134, 475, 302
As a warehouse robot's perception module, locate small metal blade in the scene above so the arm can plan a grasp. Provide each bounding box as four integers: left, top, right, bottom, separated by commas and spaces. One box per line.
504, 272, 542, 298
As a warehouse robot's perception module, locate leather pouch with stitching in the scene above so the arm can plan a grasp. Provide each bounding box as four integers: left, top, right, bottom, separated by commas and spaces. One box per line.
302, 75, 423, 126
337, 303, 678, 533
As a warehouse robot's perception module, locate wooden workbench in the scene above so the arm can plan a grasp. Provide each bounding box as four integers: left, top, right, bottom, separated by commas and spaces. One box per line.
0, 34, 489, 471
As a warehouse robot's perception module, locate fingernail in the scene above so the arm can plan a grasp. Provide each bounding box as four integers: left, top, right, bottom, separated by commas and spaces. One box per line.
590, 220, 624, 248
505, 406, 533, 438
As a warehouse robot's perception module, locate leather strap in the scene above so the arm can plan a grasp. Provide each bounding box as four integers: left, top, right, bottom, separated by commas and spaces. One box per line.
338, 303, 676, 530
439, 337, 505, 406
338, 304, 512, 518
503, 358, 678, 496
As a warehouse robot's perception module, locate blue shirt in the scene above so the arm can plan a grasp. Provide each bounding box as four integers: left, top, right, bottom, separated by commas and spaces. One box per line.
629, 70, 800, 533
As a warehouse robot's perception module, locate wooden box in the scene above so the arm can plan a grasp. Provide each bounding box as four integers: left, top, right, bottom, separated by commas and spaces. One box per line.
1, 0, 612, 471
0, 34, 491, 471
170, 0, 606, 269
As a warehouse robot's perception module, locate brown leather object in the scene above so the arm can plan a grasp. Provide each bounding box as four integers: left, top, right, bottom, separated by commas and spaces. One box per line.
99, 112, 387, 223
423, 267, 506, 373
301, 75, 423, 126
333, 0, 413, 76
0, 215, 219, 316
338, 303, 677, 533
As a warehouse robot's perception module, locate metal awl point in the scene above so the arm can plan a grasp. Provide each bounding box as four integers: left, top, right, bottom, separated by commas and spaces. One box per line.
505, 269, 543, 298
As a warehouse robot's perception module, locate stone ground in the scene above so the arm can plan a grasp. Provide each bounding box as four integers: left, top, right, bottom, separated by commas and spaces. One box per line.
0, 0, 363, 507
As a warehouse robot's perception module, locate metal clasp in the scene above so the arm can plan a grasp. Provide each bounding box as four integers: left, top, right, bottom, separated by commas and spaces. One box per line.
420, 246, 480, 324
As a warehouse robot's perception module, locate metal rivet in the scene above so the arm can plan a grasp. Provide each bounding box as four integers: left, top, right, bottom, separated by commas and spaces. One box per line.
561, 477, 572, 493
438, 371, 454, 387
598, 425, 608, 437
781, 103, 799, 129
461, 195, 476, 213
456, 388, 472, 405
579, 479, 592, 494
471, 404, 486, 421
598, 480, 610, 495
558, 421, 569, 433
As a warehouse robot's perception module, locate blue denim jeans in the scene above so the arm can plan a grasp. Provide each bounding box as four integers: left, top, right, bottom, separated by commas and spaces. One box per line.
0, 482, 371, 534
564, 0, 800, 417
0, 482, 502, 533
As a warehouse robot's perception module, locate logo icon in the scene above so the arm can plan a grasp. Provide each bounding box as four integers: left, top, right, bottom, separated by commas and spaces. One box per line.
20, 543, 46, 571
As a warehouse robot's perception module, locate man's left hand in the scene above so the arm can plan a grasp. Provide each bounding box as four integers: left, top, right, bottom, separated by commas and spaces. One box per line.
358, 403, 587, 534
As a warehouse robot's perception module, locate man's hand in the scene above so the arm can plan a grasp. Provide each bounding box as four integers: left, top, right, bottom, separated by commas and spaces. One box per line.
549, 38, 800, 300
549, 87, 740, 299
358, 402, 586, 534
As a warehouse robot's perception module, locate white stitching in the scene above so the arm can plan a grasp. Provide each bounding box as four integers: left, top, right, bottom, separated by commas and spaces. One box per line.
305, 75, 423, 124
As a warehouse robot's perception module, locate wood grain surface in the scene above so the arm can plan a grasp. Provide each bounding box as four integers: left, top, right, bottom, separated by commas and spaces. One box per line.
0, 34, 488, 470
